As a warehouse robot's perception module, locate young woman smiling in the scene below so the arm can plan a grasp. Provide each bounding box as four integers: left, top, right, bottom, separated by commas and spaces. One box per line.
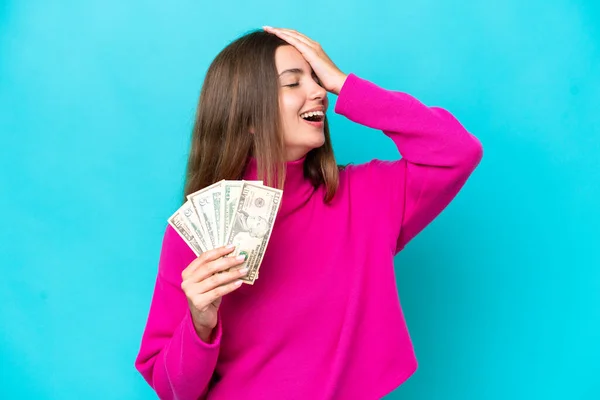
135, 26, 483, 400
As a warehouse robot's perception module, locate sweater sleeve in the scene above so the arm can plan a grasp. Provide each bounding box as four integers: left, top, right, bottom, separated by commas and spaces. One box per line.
134, 225, 222, 400
334, 73, 483, 253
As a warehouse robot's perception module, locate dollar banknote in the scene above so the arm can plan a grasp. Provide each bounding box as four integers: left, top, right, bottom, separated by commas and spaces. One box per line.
168, 179, 281, 283
167, 209, 203, 256
187, 180, 224, 250
179, 200, 210, 252
224, 182, 282, 284
212, 189, 223, 248
220, 180, 263, 247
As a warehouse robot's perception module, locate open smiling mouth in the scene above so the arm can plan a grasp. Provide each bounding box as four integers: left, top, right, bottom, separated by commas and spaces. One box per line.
300, 110, 325, 127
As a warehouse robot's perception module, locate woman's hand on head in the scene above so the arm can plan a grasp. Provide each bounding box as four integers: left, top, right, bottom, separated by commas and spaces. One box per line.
181, 245, 248, 342
263, 26, 348, 95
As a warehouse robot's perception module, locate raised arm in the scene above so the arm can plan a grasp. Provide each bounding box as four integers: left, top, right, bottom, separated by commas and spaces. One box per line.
335, 73, 483, 252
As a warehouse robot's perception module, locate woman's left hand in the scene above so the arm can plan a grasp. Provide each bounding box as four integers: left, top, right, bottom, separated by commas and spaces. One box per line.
263, 26, 348, 95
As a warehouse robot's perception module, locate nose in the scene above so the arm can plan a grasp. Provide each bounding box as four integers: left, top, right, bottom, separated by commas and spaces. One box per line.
309, 79, 327, 100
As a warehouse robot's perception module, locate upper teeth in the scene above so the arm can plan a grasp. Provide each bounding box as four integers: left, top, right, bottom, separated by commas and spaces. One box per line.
300, 110, 324, 119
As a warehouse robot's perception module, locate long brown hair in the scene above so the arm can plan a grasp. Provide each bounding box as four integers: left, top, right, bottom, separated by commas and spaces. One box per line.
183, 29, 340, 203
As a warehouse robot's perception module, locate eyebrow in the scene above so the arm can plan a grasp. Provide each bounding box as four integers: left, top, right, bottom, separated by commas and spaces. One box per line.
278, 68, 314, 77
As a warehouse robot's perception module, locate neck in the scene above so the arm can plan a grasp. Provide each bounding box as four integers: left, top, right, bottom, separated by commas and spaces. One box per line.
243, 156, 315, 216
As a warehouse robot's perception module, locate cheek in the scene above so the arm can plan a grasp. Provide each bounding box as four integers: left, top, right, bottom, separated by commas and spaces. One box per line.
279, 93, 303, 121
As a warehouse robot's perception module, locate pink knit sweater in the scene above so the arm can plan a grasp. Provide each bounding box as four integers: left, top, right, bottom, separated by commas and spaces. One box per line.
135, 73, 483, 399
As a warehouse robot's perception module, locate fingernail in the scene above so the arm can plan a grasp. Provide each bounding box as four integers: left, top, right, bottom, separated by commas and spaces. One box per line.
234, 279, 243, 286
239, 267, 249, 275
263, 25, 272, 30
226, 243, 235, 249
236, 254, 246, 261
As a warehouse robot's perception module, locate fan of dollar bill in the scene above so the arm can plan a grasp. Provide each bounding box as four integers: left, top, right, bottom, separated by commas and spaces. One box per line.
168, 180, 283, 285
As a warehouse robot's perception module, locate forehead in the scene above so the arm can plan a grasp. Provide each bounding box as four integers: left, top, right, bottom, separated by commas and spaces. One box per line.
275, 45, 311, 74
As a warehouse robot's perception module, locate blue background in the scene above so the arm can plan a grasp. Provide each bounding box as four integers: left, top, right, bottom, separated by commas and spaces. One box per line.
1, 1, 599, 399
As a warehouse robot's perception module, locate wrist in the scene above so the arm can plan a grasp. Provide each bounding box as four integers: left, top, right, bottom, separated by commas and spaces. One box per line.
191, 317, 214, 343
333, 73, 348, 95
195, 324, 213, 343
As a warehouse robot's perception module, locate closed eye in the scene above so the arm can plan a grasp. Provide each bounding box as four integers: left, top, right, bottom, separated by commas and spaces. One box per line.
284, 74, 321, 88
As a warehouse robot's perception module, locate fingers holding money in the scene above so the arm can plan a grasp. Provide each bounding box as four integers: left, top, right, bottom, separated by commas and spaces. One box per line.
191, 253, 248, 288
187, 277, 246, 314
182, 245, 236, 280
200, 278, 246, 305
180, 244, 248, 334
184, 256, 248, 312
194, 262, 248, 297
181, 244, 248, 297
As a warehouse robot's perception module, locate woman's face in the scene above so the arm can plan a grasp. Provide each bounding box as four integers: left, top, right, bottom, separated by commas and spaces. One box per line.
275, 45, 329, 161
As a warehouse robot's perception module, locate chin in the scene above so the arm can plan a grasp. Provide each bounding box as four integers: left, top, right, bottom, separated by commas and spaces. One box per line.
307, 139, 326, 152
310, 132, 326, 147
286, 132, 326, 159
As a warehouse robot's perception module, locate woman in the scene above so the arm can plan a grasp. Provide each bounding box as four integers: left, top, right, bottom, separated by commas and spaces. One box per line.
135, 26, 483, 399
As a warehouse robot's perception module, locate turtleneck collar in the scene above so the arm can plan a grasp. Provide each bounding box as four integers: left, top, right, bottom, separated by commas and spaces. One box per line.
243, 156, 316, 216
